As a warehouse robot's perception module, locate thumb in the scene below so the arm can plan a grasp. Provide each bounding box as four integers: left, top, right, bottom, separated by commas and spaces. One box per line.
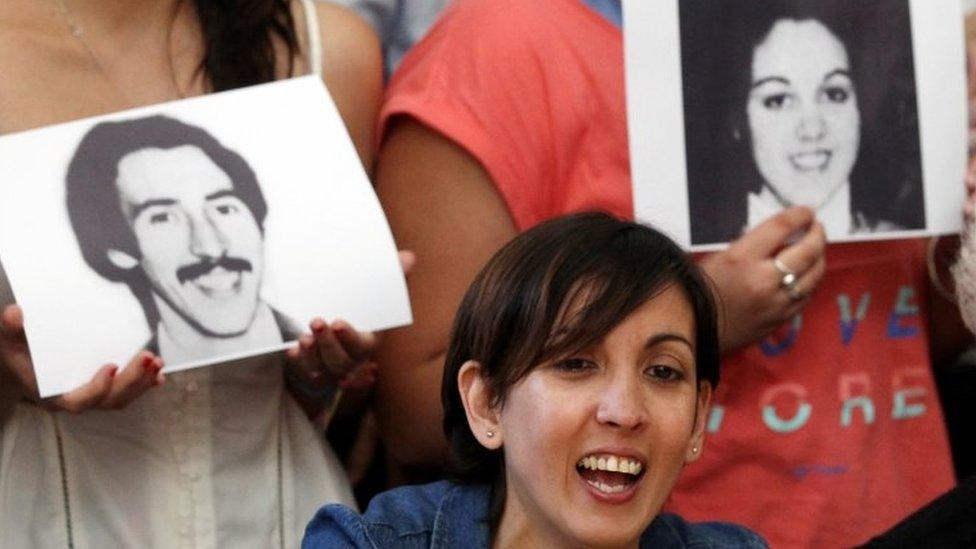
0, 305, 24, 339
731, 206, 814, 258
398, 250, 417, 276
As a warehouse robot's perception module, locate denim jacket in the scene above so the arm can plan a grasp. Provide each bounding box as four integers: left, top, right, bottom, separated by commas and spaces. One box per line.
303, 481, 767, 548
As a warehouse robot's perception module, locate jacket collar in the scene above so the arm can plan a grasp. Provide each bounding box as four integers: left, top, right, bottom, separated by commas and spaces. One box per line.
430, 483, 492, 548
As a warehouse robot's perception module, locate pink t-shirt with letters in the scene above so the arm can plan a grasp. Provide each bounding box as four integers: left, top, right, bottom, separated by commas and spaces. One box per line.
380, 0, 956, 545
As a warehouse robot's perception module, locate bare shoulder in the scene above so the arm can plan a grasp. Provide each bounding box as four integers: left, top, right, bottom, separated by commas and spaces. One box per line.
313, 1, 382, 84
296, 1, 383, 167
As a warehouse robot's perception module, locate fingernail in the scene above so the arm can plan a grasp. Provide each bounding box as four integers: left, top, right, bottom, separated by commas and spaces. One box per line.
143, 355, 154, 371
109, 366, 119, 379
312, 322, 325, 334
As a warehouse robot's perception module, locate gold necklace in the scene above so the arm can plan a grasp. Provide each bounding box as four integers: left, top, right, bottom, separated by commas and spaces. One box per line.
52, 0, 187, 107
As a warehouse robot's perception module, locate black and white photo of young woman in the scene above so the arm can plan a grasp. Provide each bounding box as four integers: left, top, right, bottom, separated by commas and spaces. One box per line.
680, 0, 925, 245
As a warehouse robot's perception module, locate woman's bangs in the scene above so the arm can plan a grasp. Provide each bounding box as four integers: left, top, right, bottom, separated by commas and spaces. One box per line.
536, 266, 674, 366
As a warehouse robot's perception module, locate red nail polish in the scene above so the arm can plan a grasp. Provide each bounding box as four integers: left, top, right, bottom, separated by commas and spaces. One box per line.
312, 323, 325, 334
109, 367, 119, 379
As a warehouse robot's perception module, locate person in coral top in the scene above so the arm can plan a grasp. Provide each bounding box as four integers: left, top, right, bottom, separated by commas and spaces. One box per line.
370, 0, 967, 546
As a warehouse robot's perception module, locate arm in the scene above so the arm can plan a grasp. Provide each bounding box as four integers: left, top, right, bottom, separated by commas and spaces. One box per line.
282, 2, 386, 416
315, 1, 384, 171
373, 118, 518, 467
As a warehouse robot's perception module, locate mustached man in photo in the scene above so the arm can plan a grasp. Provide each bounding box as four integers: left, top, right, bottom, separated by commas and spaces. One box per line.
66, 115, 300, 365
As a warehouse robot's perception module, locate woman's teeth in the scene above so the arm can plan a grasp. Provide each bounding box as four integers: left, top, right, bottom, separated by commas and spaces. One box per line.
789, 150, 831, 172
587, 480, 628, 494
576, 455, 643, 476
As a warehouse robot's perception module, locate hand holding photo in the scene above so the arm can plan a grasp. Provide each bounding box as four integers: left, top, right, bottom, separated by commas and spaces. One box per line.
625, 0, 967, 249
0, 77, 412, 397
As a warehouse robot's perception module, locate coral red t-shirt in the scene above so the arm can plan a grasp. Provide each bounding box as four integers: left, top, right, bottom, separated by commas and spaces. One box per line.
380, 0, 956, 546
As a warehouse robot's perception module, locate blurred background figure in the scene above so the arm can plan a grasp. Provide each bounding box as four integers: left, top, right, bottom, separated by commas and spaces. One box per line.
368, 0, 968, 546
937, 0, 976, 487
0, 1, 385, 547
331, 0, 450, 76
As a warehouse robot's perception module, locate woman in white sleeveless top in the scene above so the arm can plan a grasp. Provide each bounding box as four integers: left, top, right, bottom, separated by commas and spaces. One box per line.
0, 1, 385, 547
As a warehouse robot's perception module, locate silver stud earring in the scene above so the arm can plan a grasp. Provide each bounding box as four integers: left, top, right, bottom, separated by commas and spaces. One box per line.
692, 446, 699, 454
486, 429, 495, 439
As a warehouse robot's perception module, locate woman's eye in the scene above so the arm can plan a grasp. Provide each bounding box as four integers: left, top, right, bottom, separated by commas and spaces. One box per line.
149, 212, 172, 224
646, 365, 683, 382
762, 93, 791, 110
553, 358, 596, 373
823, 87, 850, 103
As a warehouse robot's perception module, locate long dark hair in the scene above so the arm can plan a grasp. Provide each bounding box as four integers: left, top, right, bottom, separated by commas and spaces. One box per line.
194, 0, 300, 92
441, 212, 720, 532
681, 0, 924, 245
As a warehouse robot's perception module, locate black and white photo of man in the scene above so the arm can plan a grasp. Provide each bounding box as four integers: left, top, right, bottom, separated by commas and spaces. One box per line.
66, 115, 299, 364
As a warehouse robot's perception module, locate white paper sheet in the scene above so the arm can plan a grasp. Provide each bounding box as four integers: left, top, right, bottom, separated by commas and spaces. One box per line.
0, 76, 412, 397
625, 0, 967, 250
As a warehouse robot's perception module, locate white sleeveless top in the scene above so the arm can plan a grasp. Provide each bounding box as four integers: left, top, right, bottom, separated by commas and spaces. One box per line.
0, 3, 353, 548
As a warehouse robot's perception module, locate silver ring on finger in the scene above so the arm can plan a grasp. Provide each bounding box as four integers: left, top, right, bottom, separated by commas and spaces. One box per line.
773, 257, 799, 290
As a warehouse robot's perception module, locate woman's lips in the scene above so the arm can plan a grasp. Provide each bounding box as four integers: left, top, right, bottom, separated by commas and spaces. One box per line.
575, 453, 645, 504
577, 470, 641, 504
789, 150, 832, 172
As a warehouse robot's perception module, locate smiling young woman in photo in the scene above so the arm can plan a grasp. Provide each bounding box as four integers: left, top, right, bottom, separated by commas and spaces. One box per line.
683, 0, 926, 244
303, 212, 766, 548
745, 18, 862, 232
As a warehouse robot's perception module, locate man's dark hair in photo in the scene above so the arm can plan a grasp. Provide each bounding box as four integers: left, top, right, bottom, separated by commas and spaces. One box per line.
66, 115, 267, 281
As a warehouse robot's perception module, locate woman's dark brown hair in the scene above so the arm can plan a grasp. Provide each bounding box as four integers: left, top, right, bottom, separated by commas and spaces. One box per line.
194, 0, 300, 92
441, 211, 720, 528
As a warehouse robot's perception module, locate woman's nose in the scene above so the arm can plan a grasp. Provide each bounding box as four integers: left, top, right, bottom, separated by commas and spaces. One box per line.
188, 213, 226, 259
595, 374, 647, 430
796, 110, 827, 142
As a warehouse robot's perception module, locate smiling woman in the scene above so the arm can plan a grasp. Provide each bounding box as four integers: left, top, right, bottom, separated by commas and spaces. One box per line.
681, 0, 925, 244
746, 19, 861, 224
303, 212, 767, 548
